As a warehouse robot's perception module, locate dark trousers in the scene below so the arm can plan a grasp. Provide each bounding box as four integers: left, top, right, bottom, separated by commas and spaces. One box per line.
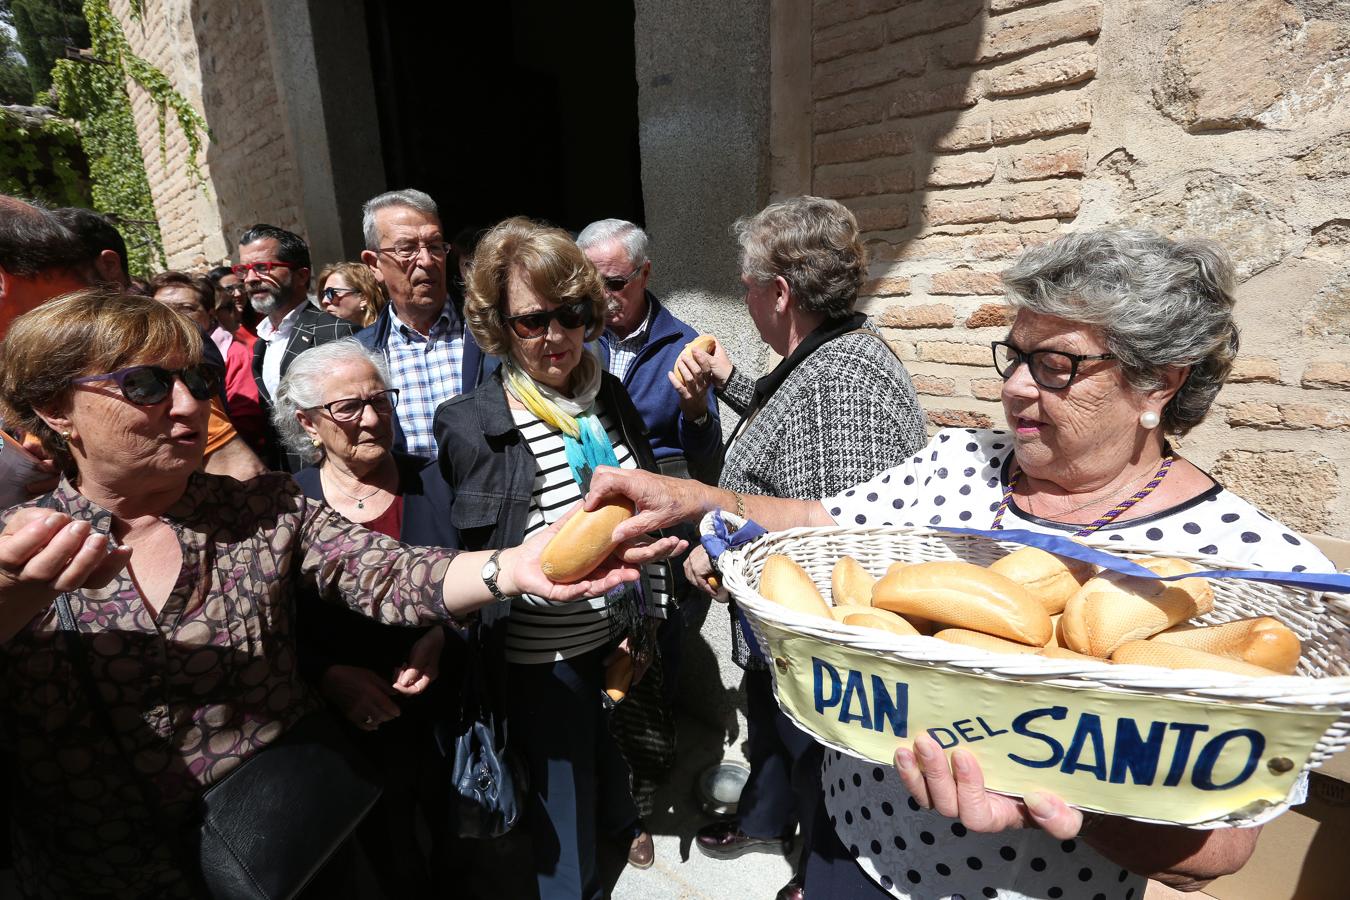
737, 667, 823, 866
508, 646, 639, 900
802, 789, 892, 898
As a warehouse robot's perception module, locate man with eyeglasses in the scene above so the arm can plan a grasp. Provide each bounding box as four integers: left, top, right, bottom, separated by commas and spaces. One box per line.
236, 223, 357, 470
354, 189, 489, 458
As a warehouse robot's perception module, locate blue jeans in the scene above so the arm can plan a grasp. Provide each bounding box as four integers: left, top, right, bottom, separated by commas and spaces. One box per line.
508, 645, 638, 900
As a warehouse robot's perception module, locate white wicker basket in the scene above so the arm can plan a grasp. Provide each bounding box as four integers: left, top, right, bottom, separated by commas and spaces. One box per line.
714, 519, 1350, 827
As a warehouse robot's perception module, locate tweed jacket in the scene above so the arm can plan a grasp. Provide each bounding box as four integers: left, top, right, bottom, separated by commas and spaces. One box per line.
252, 302, 358, 469
718, 321, 927, 667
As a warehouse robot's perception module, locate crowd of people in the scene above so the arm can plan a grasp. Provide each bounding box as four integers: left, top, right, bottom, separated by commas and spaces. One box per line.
0, 187, 1338, 900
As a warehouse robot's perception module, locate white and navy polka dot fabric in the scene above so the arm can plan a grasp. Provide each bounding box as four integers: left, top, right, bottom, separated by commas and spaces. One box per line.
816, 428, 1333, 899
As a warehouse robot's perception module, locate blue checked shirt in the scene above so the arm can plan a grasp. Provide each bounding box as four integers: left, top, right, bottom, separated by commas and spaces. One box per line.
605, 303, 654, 383
384, 305, 465, 457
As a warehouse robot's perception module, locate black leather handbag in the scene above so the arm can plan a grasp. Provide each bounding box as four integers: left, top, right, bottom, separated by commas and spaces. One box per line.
55, 591, 382, 900
437, 619, 524, 839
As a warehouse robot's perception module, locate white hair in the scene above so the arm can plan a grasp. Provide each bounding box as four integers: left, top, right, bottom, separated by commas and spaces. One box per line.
271, 338, 393, 464
576, 218, 650, 266
362, 189, 440, 250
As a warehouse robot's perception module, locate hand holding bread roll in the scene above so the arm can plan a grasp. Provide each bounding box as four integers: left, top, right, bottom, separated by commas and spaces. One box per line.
1152, 616, 1301, 675
1059, 557, 1214, 658
540, 500, 635, 583
873, 560, 1052, 645
759, 555, 831, 619
987, 546, 1095, 614
672, 335, 717, 387
831, 556, 875, 607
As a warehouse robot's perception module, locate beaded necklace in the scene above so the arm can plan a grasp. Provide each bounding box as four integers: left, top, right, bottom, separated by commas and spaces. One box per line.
990, 455, 1174, 536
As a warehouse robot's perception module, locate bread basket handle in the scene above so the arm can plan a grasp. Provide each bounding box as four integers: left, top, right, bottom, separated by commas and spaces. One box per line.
938, 526, 1350, 594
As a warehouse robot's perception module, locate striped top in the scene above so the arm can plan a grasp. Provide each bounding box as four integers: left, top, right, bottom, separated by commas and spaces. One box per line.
505, 404, 668, 664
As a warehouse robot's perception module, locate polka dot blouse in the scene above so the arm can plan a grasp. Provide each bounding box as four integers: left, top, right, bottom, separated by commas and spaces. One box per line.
817, 428, 1333, 900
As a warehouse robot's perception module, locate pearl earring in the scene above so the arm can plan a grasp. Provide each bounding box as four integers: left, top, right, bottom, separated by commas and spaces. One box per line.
311, 437, 322, 447
61, 431, 71, 442
1139, 410, 1160, 430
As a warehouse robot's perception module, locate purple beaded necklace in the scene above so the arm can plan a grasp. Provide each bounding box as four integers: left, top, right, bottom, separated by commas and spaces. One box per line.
990, 455, 1175, 536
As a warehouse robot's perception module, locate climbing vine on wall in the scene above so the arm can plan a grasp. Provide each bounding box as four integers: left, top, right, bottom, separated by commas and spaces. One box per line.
51, 0, 211, 275
0, 108, 91, 207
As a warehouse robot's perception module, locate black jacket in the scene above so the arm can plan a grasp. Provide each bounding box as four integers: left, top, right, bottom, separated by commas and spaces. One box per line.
434, 369, 665, 623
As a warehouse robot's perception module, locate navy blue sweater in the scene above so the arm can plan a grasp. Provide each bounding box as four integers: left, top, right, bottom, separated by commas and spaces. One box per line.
597, 292, 721, 484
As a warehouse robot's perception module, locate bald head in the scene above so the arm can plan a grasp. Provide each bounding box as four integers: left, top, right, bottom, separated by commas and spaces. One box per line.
0, 195, 90, 337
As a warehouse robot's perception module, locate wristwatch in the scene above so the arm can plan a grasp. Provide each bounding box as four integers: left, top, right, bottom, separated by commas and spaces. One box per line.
480, 548, 508, 602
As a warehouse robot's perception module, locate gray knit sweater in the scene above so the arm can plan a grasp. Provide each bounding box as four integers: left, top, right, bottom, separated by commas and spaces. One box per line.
718, 326, 927, 667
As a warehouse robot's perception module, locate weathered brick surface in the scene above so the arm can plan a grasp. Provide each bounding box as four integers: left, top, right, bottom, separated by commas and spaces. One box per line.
814, 18, 885, 63
931, 269, 1004, 296
990, 99, 1092, 145
815, 166, 915, 199
941, 1, 1102, 66
1228, 358, 1282, 384
814, 45, 925, 99
1009, 146, 1088, 181
970, 377, 1006, 401
927, 408, 996, 429
876, 303, 955, 328
984, 45, 1097, 98
917, 341, 990, 366
883, 0, 984, 44
815, 128, 914, 165
911, 374, 956, 396
965, 303, 1015, 328
926, 157, 997, 187
848, 202, 912, 232
862, 275, 912, 296
1301, 361, 1350, 389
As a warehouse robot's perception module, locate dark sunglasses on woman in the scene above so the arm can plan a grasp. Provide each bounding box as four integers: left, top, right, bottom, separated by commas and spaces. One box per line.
72, 364, 220, 406
505, 300, 594, 339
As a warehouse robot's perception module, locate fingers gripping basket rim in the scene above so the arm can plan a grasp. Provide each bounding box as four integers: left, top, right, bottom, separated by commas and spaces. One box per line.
709, 517, 1350, 825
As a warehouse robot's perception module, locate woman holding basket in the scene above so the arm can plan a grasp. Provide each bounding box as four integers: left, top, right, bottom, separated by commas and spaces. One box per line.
589, 228, 1335, 898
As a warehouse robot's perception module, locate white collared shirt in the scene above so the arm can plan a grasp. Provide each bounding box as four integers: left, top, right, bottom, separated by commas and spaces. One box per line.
256, 303, 304, 399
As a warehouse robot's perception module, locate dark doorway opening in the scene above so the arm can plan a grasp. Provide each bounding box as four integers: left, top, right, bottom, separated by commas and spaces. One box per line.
364, 0, 645, 238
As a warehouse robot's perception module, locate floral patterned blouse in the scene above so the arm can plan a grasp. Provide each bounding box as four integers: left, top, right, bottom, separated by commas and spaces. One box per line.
0, 472, 458, 899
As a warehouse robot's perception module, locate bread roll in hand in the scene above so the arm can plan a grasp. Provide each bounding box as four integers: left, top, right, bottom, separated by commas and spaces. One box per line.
672, 335, 717, 386
540, 501, 635, 583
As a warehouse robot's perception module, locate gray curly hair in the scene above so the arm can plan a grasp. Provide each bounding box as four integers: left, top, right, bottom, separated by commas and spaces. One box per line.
271, 338, 393, 464
1000, 228, 1239, 436
733, 196, 866, 319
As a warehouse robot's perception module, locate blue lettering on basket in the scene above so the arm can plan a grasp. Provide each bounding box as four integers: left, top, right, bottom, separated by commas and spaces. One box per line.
812, 658, 909, 736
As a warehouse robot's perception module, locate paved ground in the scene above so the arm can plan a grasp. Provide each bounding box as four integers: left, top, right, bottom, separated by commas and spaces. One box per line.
606, 713, 796, 900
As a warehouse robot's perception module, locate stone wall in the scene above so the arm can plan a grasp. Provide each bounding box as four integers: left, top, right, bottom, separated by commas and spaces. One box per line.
793, 0, 1350, 539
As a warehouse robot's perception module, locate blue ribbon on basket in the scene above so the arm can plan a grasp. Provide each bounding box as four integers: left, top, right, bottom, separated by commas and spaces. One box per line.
701, 515, 1350, 595
702, 511, 770, 662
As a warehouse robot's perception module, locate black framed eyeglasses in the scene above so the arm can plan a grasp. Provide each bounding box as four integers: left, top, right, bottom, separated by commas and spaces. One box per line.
375, 241, 451, 262
505, 300, 595, 340
602, 264, 643, 293
72, 364, 220, 406
991, 341, 1116, 390
312, 389, 400, 423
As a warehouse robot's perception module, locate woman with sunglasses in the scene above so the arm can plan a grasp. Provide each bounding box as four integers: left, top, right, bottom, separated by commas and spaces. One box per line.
316, 261, 389, 328
435, 217, 672, 899
0, 290, 681, 899
272, 337, 459, 897
585, 227, 1336, 900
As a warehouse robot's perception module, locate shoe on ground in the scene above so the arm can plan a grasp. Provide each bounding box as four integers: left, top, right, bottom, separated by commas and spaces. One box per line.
694, 820, 791, 860
628, 830, 655, 870
775, 877, 804, 900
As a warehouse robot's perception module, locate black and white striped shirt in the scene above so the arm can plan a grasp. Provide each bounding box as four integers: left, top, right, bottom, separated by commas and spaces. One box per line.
505, 404, 668, 664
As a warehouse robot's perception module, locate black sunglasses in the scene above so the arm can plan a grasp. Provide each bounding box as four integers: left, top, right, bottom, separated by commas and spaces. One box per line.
504, 300, 595, 339
72, 364, 219, 406
991, 341, 1116, 391
602, 265, 643, 293
320, 286, 360, 302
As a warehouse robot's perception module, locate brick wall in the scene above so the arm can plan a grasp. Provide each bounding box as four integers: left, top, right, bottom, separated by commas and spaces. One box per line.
796, 0, 1350, 539
114, 0, 304, 269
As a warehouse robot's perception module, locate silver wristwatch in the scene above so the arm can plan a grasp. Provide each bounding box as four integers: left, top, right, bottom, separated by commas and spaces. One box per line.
480, 548, 508, 602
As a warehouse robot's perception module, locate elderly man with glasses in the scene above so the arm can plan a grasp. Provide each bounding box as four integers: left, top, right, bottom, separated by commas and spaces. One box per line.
237, 223, 358, 470
354, 189, 491, 459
